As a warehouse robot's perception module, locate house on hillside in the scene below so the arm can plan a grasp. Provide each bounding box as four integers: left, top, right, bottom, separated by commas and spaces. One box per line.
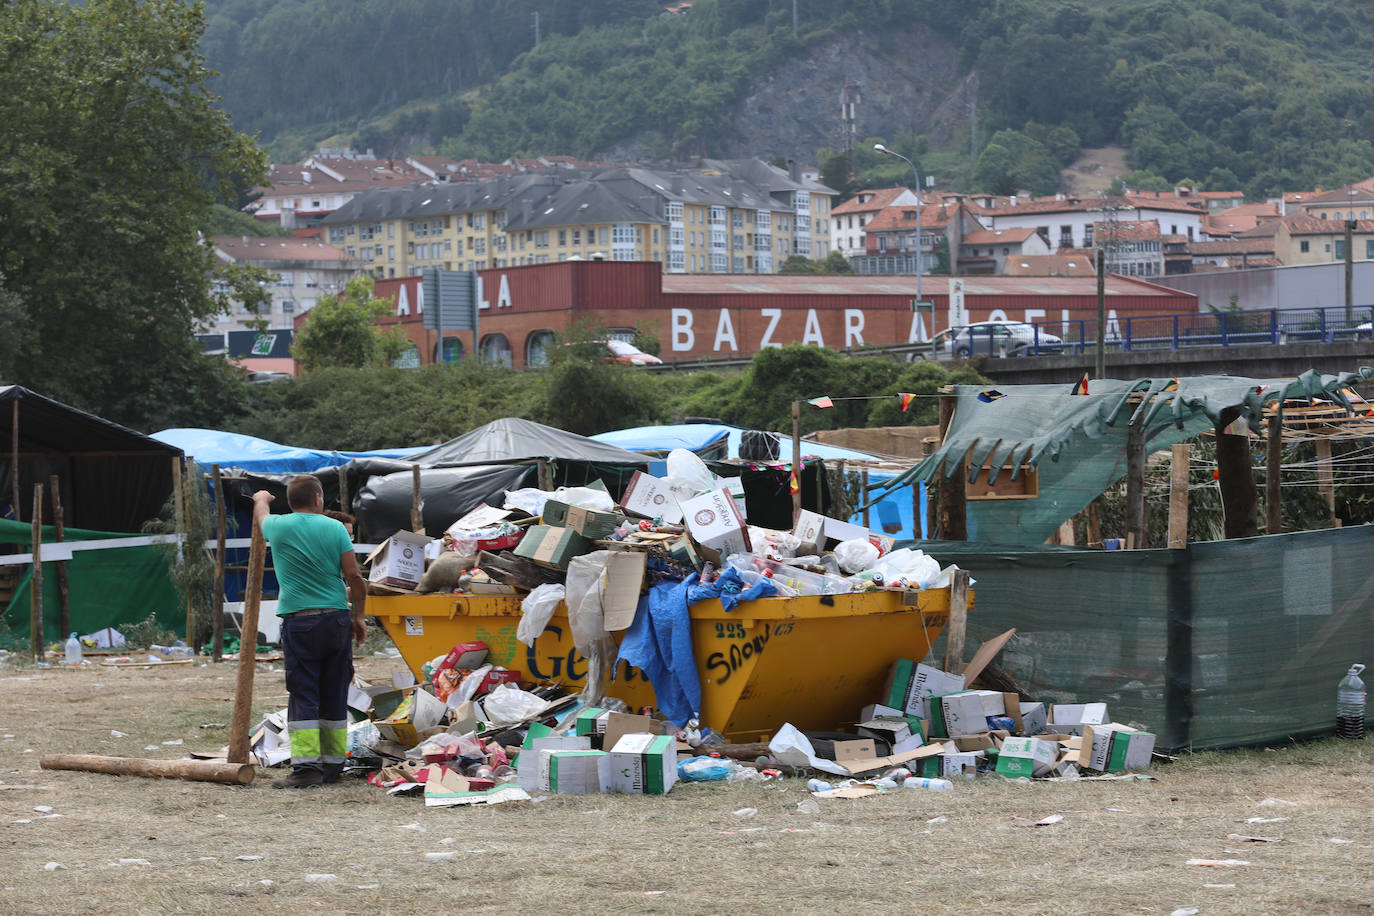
974, 194, 1205, 251
249, 150, 457, 228
1294, 182, 1374, 223
1096, 219, 1164, 278
957, 227, 1048, 275
999, 251, 1096, 277
207, 236, 363, 333
855, 200, 986, 275
1273, 217, 1374, 266
829, 187, 918, 259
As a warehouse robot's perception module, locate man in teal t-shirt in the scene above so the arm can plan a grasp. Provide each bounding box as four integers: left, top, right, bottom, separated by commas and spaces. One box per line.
254, 476, 366, 789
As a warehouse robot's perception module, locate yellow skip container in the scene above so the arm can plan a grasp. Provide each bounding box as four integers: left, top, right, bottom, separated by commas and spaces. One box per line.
372, 588, 957, 743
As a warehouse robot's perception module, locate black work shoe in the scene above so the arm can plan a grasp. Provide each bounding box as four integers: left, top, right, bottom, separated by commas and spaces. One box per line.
322, 765, 344, 784
272, 769, 324, 789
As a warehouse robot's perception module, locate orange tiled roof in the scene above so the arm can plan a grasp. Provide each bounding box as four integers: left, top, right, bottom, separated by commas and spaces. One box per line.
832, 187, 917, 216
961, 227, 1037, 245
999, 254, 1097, 277
211, 237, 360, 262
1204, 202, 1280, 236
1279, 216, 1374, 236
865, 203, 957, 232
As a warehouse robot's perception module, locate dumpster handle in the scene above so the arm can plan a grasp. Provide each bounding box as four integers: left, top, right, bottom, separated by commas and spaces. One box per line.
447, 600, 464, 621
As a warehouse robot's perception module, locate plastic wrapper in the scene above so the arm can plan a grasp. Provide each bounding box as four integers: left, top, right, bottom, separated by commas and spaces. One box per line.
482, 683, 549, 726
677, 756, 734, 782
345, 720, 381, 759
517, 583, 566, 648
433, 668, 464, 703
550, 485, 615, 512
870, 548, 942, 589
834, 538, 880, 574
564, 551, 619, 705
408, 732, 484, 762
665, 448, 714, 497
747, 526, 803, 559
502, 488, 554, 517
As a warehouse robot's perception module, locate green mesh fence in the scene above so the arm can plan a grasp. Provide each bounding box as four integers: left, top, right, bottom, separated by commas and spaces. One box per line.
920, 525, 1374, 750
0, 519, 180, 647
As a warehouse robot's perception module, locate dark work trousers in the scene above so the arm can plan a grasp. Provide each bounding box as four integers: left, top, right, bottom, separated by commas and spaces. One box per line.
281, 610, 353, 774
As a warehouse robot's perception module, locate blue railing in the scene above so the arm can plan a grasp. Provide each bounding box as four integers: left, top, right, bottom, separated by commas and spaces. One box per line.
1007, 305, 1374, 356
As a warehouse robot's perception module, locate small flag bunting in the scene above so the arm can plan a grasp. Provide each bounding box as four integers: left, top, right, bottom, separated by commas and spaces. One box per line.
977, 389, 1006, 403
789, 468, 801, 494
1071, 373, 1089, 396
807, 396, 835, 409
899, 392, 916, 412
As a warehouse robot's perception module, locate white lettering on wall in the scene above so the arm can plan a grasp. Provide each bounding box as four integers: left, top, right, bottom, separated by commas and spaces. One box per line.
713, 309, 738, 351
802, 309, 825, 346
987, 308, 1009, 322
477, 276, 490, 310
1106, 309, 1122, 341
759, 308, 783, 348
671, 308, 695, 351
907, 312, 929, 343
844, 309, 865, 347
1023, 308, 1046, 325
1061, 308, 1072, 336
395, 285, 411, 316
497, 274, 512, 308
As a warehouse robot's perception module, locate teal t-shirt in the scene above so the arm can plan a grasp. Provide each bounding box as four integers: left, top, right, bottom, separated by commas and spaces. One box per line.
261, 512, 354, 616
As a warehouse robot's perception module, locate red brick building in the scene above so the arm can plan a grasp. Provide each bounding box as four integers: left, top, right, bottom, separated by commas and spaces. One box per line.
356, 261, 1197, 370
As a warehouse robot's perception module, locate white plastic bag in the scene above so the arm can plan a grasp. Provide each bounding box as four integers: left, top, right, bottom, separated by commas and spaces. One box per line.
550, 485, 615, 512
833, 538, 880, 574
666, 448, 715, 497
564, 552, 619, 705
482, 684, 549, 726
517, 583, 565, 648
502, 488, 553, 517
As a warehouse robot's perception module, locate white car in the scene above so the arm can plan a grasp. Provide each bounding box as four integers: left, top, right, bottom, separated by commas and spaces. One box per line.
917, 321, 1064, 359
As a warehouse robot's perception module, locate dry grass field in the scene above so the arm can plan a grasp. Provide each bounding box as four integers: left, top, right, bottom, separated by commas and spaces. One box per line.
2, 656, 1371, 915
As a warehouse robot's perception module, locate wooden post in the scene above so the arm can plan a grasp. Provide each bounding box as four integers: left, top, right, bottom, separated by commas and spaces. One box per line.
1095, 247, 1106, 380
227, 510, 266, 765
536, 457, 552, 492
30, 484, 43, 662
410, 463, 423, 533
1055, 519, 1076, 546
1087, 501, 1102, 547
337, 464, 350, 514
791, 400, 802, 523
832, 459, 847, 521
1125, 421, 1147, 549
47, 475, 69, 639
860, 470, 870, 529
1168, 443, 1190, 549
211, 465, 226, 663
1216, 408, 1259, 539
170, 457, 194, 647
1266, 415, 1283, 535
41, 754, 254, 786
936, 390, 966, 540
1316, 437, 1335, 527
10, 399, 19, 524
922, 436, 937, 541
943, 569, 971, 674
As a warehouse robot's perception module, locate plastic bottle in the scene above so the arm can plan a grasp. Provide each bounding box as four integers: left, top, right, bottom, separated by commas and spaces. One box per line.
806, 778, 832, 792
1337, 663, 1366, 739
902, 776, 954, 792
64, 633, 82, 666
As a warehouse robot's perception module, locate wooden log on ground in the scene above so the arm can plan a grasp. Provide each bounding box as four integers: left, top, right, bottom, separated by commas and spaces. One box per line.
41, 754, 254, 786
704, 742, 773, 761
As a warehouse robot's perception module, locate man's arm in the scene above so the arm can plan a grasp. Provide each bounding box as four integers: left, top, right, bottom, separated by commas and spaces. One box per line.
340, 549, 367, 646
252, 490, 274, 532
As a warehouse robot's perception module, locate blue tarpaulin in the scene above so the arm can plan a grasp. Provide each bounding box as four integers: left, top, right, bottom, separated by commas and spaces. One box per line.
152, 428, 429, 474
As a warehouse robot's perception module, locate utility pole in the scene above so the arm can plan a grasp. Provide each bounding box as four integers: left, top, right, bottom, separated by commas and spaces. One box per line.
841, 78, 860, 181
533, 10, 541, 48
969, 95, 977, 161
792, 0, 798, 36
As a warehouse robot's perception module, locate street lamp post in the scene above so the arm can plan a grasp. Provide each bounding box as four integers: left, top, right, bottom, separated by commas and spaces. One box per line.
874, 144, 923, 305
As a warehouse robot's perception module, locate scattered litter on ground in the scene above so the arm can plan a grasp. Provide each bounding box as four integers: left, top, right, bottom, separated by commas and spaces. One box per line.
304, 873, 337, 883
1257, 797, 1297, 807
1227, 834, 1280, 843
1186, 859, 1250, 867
42, 863, 64, 872
116, 858, 151, 866
235, 855, 264, 862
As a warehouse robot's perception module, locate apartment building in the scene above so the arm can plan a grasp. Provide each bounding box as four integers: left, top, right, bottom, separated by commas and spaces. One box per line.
207, 236, 363, 332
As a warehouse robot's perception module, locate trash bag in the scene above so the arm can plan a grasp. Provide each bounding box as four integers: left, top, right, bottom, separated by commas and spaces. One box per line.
833, 538, 880, 574
565, 552, 618, 705
666, 448, 715, 497
482, 683, 549, 726
551, 486, 615, 512
517, 583, 565, 647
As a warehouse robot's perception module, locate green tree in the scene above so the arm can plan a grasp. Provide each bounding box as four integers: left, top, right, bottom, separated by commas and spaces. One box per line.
292, 275, 410, 372
0, 0, 266, 430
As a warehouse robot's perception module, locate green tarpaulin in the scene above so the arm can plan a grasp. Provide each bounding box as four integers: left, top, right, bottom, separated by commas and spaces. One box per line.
0, 519, 179, 647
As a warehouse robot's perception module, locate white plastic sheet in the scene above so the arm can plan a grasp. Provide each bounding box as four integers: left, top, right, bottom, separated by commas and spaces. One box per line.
517, 583, 565, 648
482, 684, 549, 726
564, 551, 619, 704
767, 723, 853, 776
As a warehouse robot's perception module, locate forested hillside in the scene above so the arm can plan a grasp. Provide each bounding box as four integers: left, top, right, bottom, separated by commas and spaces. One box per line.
204, 0, 1374, 198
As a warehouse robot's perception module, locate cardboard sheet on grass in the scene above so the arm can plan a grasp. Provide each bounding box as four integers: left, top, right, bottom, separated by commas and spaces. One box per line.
0, 518, 179, 644
883, 369, 1374, 544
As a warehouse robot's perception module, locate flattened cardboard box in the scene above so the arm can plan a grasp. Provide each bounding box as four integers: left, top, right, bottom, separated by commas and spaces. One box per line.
513, 525, 592, 571
620, 471, 684, 525
373, 687, 446, 747
601, 551, 646, 631
366, 530, 433, 589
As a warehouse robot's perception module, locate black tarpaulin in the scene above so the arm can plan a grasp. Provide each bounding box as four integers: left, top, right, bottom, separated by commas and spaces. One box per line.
409, 417, 651, 468
0, 386, 181, 533
355, 464, 533, 541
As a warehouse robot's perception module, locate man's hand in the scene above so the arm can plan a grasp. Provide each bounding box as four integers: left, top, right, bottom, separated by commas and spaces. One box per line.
252, 490, 274, 530
252, 490, 274, 504
351, 613, 367, 646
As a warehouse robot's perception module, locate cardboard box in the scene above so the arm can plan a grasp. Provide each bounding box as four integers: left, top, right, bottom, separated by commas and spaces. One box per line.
995, 736, 1057, 778
601, 712, 660, 751
542, 499, 624, 539
514, 525, 592, 571
538, 749, 607, 795
1050, 703, 1109, 735
1019, 702, 1048, 736
857, 717, 926, 754
883, 659, 966, 720
919, 749, 983, 779
605, 733, 678, 795
860, 703, 905, 721
366, 531, 433, 589
575, 708, 610, 738
517, 736, 590, 791
1080, 723, 1156, 773
439, 641, 489, 671
620, 471, 684, 524
372, 687, 446, 747
936, 690, 1006, 738
680, 488, 751, 560
601, 551, 646, 631
793, 509, 872, 552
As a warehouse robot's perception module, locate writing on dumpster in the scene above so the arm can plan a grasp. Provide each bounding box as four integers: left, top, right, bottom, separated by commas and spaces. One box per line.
705, 622, 774, 685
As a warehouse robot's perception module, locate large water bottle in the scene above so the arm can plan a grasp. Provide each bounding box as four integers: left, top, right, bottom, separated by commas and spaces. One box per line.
1337, 664, 1366, 739
902, 776, 954, 791
64, 633, 82, 666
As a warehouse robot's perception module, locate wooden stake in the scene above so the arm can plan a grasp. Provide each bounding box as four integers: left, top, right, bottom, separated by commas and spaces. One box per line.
211, 465, 226, 663
10, 399, 19, 524
936, 391, 966, 540
171, 457, 194, 646
227, 510, 266, 765
337, 464, 349, 514
1087, 501, 1102, 547
41, 754, 254, 786
1216, 408, 1259, 539
30, 484, 43, 663
410, 463, 423, 533
1125, 421, 1147, 549
791, 400, 802, 524
1266, 415, 1282, 535
1056, 519, 1076, 546
1168, 443, 1189, 549
1316, 437, 1335, 527
860, 469, 870, 529
536, 457, 552, 492
47, 475, 69, 639
943, 569, 971, 674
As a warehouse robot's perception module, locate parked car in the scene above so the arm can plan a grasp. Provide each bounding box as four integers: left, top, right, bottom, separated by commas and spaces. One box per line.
914, 321, 1064, 359
560, 339, 663, 366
